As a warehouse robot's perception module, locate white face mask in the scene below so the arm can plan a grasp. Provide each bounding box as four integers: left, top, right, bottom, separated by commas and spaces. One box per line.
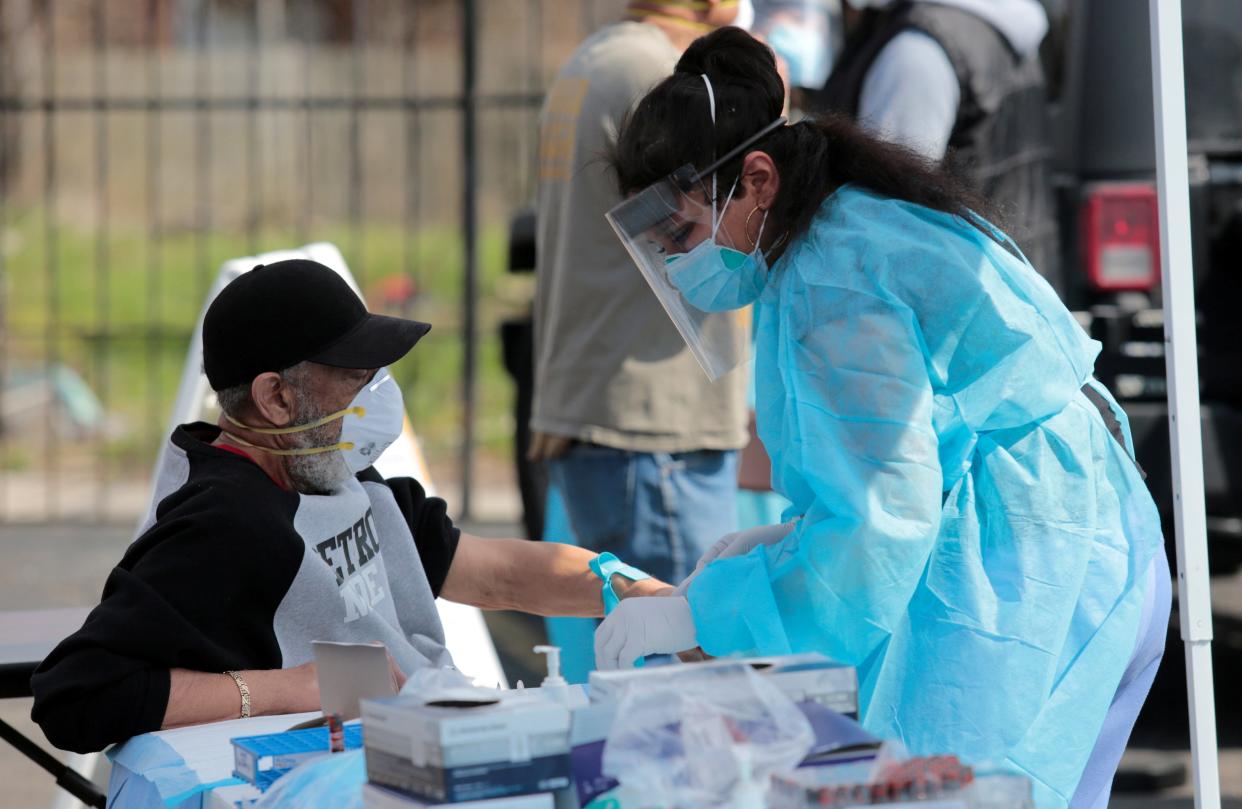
223, 367, 406, 474
338, 369, 405, 473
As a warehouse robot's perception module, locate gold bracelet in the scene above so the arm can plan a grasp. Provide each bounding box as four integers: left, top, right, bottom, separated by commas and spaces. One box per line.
224, 670, 251, 719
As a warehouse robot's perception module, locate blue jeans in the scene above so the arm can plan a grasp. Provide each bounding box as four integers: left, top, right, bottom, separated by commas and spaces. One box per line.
548, 444, 739, 584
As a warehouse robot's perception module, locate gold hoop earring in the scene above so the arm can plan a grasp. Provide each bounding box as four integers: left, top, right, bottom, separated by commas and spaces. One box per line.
745, 205, 765, 250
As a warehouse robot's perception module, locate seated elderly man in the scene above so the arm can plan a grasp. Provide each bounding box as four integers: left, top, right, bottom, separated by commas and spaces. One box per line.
31, 259, 668, 754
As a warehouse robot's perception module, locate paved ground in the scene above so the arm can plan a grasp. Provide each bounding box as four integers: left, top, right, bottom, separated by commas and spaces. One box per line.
1, 519, 1239, 807
0, 524, 132, 809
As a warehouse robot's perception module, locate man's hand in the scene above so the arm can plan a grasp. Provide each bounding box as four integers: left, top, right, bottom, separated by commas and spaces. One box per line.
611, 575, 674, 600
527, 431, 573, 462
386, 652, 407, 692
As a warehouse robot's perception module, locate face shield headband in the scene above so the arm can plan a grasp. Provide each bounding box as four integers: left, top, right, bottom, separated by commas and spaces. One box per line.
672, 85, 788, 205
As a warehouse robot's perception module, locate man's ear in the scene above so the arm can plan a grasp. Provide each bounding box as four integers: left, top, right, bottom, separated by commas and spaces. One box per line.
742, 151, 780, 211
249, 371, 296, 427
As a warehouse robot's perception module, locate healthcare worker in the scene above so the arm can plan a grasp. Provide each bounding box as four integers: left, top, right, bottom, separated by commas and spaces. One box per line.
594, 27, 1170, 809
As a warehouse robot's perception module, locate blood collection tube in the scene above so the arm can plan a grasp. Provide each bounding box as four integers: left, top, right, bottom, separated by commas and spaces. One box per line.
327, 713, 345, 753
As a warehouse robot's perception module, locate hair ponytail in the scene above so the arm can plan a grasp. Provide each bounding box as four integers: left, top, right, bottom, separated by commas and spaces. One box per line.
762, 114, 995, 245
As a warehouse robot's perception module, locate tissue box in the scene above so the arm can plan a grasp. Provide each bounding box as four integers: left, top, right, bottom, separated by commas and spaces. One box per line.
588, 653, 859, 716
361, 692, 571, 803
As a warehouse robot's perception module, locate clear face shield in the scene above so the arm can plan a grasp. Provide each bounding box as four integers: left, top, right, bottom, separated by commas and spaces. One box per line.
606, 106, 786, 381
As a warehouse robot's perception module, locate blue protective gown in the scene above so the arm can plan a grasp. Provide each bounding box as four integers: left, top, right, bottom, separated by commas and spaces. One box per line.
686, 186, 1165, 808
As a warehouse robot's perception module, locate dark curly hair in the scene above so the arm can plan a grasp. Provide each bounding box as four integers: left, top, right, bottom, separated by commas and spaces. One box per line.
609, 27, 994, 249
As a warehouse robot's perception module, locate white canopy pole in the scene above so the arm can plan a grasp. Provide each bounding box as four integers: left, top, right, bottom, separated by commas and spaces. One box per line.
1147, 2, 1221, 807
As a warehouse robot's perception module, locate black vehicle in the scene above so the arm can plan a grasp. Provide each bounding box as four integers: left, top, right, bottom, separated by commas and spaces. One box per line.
1043, 0, 1242, 567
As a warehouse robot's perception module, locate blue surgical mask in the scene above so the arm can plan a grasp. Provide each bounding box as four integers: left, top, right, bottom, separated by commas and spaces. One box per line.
767, 21, 832, 89
666, 241, 769, 312
665, 182, 770, 313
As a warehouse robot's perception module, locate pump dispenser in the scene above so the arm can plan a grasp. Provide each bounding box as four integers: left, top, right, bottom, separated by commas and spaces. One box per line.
534, 645, 566, 688
532, 644, 587, 708
730, 747, 766, 809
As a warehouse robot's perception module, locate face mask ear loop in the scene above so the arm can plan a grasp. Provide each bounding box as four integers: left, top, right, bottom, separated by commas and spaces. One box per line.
224, 405, 364, 436
754, 210, 769, 263
700, 73, 718, 226
221, 431, 356, 456
716, 179, 740, 239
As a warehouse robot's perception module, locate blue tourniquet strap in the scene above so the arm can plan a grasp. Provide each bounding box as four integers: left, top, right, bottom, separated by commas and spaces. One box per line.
588, 552, 651, 615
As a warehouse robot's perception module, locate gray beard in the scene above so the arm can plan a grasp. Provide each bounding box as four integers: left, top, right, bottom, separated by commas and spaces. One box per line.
283, 387, 353, 495
286, 448, 351, 495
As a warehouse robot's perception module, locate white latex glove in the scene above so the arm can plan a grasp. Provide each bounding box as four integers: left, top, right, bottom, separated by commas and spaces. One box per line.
674, 521, 797, 596
594, 596, 698, 670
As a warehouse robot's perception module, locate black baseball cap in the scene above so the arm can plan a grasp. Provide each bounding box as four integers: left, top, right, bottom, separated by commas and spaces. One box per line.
203, 259, 431, 391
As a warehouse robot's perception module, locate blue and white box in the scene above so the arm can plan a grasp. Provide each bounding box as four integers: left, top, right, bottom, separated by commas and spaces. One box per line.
231, 724, 364, 791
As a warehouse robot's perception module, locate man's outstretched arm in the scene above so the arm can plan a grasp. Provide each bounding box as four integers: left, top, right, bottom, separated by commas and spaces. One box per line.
439, 534, 672, 617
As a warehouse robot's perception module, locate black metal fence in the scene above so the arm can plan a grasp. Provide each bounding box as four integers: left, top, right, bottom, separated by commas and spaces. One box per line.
0, 0, 615, 524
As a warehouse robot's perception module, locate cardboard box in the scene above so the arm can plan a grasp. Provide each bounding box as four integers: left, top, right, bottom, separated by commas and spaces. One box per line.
361, 692, 572, 803
362, 782, 555, 808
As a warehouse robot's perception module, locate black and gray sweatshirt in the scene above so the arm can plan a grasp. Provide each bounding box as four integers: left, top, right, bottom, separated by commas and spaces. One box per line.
30, 422, 459, 754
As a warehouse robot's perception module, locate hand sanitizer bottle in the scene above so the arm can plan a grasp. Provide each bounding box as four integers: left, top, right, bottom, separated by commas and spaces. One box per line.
533, 645, 587, 708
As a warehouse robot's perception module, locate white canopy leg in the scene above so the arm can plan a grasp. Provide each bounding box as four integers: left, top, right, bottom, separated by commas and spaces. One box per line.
1148, 2, 1221, 807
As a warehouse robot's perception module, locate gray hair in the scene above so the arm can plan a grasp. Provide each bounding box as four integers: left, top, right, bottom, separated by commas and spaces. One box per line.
215, 361, 313, 419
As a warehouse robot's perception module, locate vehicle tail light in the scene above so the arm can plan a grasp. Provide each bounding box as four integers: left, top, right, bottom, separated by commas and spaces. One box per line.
1082, 184, 1161, 291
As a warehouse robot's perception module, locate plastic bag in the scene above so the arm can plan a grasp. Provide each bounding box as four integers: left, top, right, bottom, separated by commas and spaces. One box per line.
252, 748, 365, 809
601, 663, 813, 808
